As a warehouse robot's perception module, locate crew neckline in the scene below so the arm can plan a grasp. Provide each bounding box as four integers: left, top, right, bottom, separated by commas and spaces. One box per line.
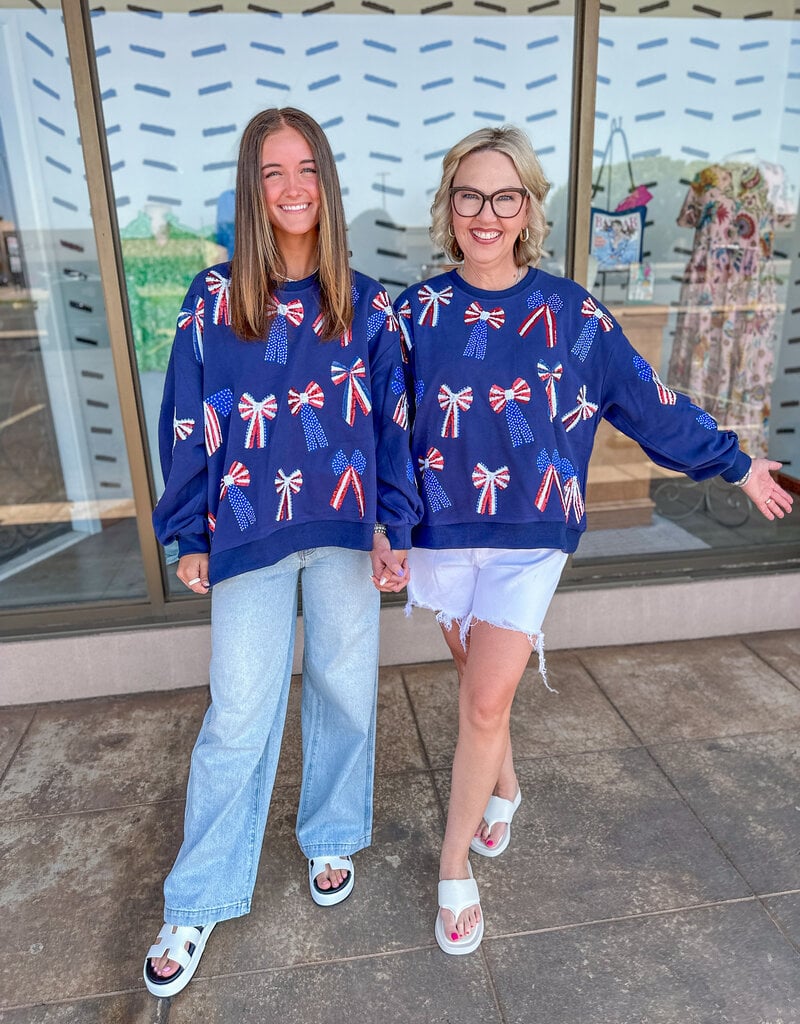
445, 265, 536, 299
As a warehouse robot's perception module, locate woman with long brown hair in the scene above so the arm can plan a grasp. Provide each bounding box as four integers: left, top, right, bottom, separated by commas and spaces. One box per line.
143, 107, 420, 998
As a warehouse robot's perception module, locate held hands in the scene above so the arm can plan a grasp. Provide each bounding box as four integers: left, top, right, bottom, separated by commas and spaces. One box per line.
370, 532, 409, 593
177, 553, 210, 593
740, 459, 794, 521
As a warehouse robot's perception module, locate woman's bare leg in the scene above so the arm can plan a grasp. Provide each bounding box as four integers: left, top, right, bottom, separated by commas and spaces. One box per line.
437, 620, 533, 939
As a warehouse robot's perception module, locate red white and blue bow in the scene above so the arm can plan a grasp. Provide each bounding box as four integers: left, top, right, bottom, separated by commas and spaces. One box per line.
417, 284, 453, 327
219, 460, 256, 531
463, 302, 505, 360
172, 412, 195, 446
537, 360, 563, 421
418, 447, 451, 513
391, 366, 409, 430
331, 357, 372, 425
207, 512, 216, 534
571, 295, 614, 362
238, 392, 277, 449
633, 354, 677, 405
266, 298, 304, 364
287, 381, 328, 451
534, 449, 565, 513
203, 388, 234, 456
330, 448, 367, 518
472, 462, 510, 516
367, 290, 398, 340
205, 269, 231, 326
560, 458, 585, 525
561, 385, 599, 433
488, 378, 534, 447
274, 468, 303, 522
396, 298, 412, 362
177, 295, 204, 364
517, 289, 563, 348
438, 384, 473, 439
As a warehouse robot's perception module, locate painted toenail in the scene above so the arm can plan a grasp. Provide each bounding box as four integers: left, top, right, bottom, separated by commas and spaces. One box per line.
451, 932, 459, 941
486, 839, 494, 846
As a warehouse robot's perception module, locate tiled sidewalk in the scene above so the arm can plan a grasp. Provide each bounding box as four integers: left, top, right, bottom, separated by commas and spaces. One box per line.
1, 629, 799, 1023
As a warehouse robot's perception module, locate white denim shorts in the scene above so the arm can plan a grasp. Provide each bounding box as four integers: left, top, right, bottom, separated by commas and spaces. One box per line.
406, 546, 568, 688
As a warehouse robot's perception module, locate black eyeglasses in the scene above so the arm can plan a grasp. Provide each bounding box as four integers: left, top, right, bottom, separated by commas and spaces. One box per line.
449, 186, 528, 219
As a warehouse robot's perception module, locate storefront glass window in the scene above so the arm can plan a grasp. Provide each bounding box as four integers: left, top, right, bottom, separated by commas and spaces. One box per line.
0, 1, 148, 609
87, 0, 575, 591
574, 1, 800, 571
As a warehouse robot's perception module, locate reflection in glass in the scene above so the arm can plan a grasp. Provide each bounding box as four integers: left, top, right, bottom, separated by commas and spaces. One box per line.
574, 6, 800, 565
0, 3, 147, 608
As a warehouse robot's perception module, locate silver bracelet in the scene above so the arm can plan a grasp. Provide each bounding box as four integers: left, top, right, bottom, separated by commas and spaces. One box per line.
731, 466, 752, 487
373, 523, 387, 535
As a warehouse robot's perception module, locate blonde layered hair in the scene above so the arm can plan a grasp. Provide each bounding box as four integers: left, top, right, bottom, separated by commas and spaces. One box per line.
430, 125, 551, 267
230, 107, 353, 342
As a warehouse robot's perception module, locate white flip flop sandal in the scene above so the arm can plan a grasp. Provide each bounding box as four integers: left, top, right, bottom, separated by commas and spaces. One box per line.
434, 863, 484, 956
143, 921, 216, 998
308, 855, 355, 906
469, 788, 522, 858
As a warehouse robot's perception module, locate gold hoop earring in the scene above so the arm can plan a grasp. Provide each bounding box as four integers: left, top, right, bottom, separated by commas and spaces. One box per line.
520, 227, 530, 243
447, 225, 455, 238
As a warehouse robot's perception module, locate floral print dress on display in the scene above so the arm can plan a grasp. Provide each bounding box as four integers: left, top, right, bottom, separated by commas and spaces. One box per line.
667, 163, 780, 458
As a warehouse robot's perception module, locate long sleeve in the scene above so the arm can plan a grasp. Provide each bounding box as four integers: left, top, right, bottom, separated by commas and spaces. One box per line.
599, 324, 751, 484
366, 287, 423, 549
152, 285, 210, 556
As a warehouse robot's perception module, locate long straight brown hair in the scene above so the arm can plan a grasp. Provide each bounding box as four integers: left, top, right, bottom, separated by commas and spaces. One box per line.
230, 107, 353, 341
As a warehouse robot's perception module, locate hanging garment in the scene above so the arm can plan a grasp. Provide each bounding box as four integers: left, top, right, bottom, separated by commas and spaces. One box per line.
667, 162, 781, 458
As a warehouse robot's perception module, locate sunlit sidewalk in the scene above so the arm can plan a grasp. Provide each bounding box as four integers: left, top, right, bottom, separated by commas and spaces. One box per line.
1, 629, 799, 1023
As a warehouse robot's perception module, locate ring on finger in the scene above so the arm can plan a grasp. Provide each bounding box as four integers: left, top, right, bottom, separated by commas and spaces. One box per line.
765, 497, 772, 505
187, 576, 202, 585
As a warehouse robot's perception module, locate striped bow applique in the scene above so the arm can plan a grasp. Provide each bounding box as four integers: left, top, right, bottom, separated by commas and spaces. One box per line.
571, 295, 614, 362
205, 269, 231, 326
391, 366, 410, 430
204, 388, 234, 456
438, 384, 473, 439
560, 457, 585, 525
172, 411, 195, 446
472, 463, 510, 516
517, 289, 563, 348
274, 468, 303, 522
535, 449, 565, 514
418, 447, 451, 512
287, 381, 328, 451
219, 460, 256, 531
417, 284, 453, 327
396, 298, 412, 362
207, 512, 216, 534
488, 378, 534, 447
367, 290, 399, 340
177, 295, 204, 364
265, 298, 304, 364
690, 403, 717, 430
330, 448, 367, 518
238, 392, 277, 449
537, 360, 563, 421
463, 302, 505, 360
331, 357, 372, 425
561, 385, 599, 433
633, 354, 677, 405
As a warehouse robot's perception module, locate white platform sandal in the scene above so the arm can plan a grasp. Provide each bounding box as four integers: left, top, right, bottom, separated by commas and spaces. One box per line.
435, 863, 484, 956
143, 921, 216, 998
469, 788, 522, 858
308, 855, 354, 906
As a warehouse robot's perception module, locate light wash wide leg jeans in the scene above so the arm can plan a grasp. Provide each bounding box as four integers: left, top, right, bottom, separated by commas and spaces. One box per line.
162, 547, 380, 927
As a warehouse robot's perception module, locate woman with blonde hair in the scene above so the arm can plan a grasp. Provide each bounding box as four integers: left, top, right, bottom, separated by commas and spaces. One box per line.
397, 123, 792, 955
143, 106, 420, 997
